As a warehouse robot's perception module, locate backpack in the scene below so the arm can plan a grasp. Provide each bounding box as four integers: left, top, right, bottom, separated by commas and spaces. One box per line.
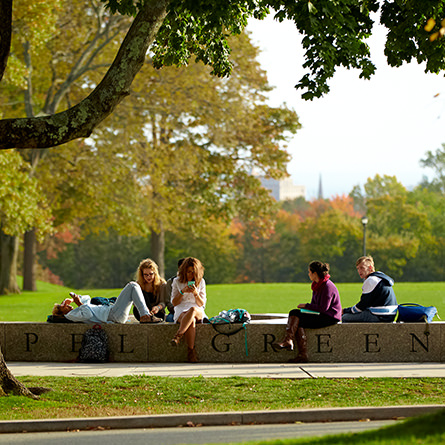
78, 324, 109, 363
209, 308, 251, 324
208, 309, 251, 356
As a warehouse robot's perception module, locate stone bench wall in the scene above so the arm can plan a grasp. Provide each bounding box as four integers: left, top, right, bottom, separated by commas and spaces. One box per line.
1, 321, 444, 363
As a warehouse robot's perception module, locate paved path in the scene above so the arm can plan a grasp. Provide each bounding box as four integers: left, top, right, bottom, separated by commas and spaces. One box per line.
7, 361, 445, 378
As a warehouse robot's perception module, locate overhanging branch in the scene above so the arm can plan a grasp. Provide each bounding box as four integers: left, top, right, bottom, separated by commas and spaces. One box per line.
0, 0, 169, 150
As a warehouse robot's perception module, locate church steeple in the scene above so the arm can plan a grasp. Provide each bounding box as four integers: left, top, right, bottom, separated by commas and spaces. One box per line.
318, 174, 323, 200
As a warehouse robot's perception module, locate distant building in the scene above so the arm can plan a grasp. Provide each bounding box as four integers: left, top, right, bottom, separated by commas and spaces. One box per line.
260, 176, 306, 201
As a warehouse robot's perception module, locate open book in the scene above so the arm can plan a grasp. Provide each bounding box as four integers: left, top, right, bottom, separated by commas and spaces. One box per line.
299, 308, 320, 315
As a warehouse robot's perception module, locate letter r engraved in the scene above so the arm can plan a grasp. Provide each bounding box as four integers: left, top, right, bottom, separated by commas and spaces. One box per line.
411, 332, 429, 352
316, 334, 332, 353
264, 334, 276, 352
364, 334, 380, 353
25, 333, 38, 351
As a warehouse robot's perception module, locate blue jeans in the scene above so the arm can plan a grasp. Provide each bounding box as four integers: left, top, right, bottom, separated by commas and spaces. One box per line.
108, 282, 150, 323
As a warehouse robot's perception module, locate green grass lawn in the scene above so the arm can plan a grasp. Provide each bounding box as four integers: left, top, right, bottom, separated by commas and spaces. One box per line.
1, 376, 444, 420
0, 279, 443, 322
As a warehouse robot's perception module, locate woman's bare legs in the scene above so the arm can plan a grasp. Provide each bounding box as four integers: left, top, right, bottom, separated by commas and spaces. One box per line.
171, 308, 203, 362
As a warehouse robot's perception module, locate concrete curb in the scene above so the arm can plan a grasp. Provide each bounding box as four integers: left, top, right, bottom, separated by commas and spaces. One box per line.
0, 405, 443, 434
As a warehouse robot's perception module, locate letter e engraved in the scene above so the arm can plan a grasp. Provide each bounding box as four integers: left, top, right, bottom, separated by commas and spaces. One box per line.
264, 334, 276, 352
211, 334, 231, 353
25, 333, 38, 352
316, 334, 332, 353
71, 333, 83, 352
364, 334, 380, 353
411, 332, 429, 353
119, 334, 135, 353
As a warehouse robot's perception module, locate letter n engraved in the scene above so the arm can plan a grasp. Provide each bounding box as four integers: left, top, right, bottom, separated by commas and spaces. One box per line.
264, 334, 276, 352
365, 334, 380, 353
411, 332, 429, 352
316, 334, 332, 353
119, 334, 135, 353
71, 333, 83, 352
25, 333, 38, 352
211, 334, 231, 353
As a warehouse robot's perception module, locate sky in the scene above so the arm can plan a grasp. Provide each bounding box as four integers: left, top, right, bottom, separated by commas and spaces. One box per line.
247, 14, 445, 199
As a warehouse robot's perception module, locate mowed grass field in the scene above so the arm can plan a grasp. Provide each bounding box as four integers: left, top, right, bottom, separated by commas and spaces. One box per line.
0, 279, 443, 322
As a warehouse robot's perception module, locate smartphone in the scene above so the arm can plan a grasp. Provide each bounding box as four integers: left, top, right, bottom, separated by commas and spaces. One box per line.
188, 281, 195, 286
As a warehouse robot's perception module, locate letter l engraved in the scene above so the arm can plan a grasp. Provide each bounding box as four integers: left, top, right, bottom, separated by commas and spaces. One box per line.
119, 334, 135, 353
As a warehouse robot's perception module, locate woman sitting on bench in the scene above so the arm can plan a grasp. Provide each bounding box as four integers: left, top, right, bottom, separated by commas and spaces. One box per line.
273, 261, 342, 363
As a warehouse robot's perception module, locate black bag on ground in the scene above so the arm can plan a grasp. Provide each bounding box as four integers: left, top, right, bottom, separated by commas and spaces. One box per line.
78, 324, 109, 363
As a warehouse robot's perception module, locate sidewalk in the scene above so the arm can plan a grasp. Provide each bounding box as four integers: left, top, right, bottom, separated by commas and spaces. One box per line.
7, 361, 445, 378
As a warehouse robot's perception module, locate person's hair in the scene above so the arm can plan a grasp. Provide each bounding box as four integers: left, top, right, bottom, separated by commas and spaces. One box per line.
135, 258, 165, 293
177, 257, 204, 285
356, 255, 375, 271
52, 304, 65, 317
309, 261, 330, 280
177, 258, 185, 269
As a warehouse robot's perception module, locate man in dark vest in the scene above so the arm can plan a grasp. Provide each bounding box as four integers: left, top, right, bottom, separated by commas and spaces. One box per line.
342, 255, 398, 322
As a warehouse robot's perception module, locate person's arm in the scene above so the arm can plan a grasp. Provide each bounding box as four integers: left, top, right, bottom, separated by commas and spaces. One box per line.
305, 287, 334, 314
191, 279, 206, 307
152, 283, 167, 314
171, 278, 184, 306
354, 276, 381, 311
64, 305, 94, 322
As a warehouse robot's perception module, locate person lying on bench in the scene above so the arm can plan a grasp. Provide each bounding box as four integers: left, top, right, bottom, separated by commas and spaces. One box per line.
342, 255, 398, 323
52, 259, 164, 324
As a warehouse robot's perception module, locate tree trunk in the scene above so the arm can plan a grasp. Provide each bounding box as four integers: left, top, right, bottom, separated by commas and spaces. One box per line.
0, 347, 39, 399
0, 231, 20, 295
0, 0, 12, 83
151, 227, 165, 278
23, 229, 36, 291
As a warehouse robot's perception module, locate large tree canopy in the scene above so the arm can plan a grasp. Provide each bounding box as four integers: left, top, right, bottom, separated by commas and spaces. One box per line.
1, 0, 445, 150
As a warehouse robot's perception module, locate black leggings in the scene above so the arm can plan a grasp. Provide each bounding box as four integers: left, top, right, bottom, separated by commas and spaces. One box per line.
289, 309, 338, 329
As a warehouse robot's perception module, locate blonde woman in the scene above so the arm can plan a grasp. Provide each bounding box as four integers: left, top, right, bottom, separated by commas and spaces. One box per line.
170, 257, 207, 362
133, 258, 168, 322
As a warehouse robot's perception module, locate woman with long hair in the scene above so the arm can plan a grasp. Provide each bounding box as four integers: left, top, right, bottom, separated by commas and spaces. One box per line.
133, 258, 168, 322
170, 257, 207, 362
273, 261, 342, 363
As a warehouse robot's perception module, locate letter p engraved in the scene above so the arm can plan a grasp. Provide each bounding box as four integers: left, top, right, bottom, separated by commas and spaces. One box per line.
25, 333, 38, 352
364, 334, 380, 353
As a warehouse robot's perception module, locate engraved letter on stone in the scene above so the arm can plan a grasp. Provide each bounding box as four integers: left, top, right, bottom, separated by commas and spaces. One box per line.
25, 333, 38, 351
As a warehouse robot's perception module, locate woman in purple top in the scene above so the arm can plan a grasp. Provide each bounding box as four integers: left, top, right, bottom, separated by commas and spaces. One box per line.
273, 261, 342, 363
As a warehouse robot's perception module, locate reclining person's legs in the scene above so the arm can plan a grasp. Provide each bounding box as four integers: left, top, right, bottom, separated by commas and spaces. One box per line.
108, 281, 152, 323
